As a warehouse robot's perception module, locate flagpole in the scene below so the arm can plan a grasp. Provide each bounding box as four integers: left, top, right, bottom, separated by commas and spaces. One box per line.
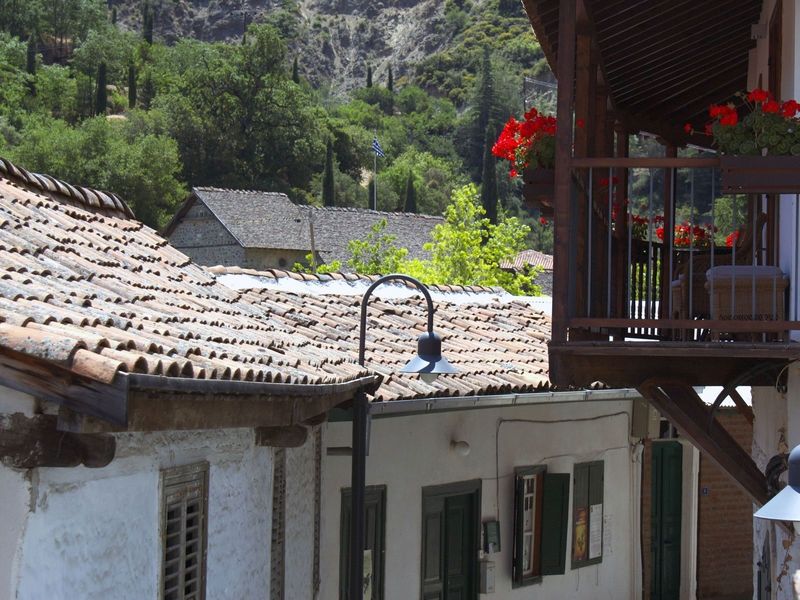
373, 130, 378, 211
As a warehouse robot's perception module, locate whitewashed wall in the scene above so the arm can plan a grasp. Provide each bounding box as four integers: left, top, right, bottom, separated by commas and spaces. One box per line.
285, 430, 319, 599
0, 384, 279, 600
319, 399, 640, 600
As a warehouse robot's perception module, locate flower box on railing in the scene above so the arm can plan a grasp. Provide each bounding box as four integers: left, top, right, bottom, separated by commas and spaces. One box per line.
720, 155, 800, 194
522, 167, 555, 216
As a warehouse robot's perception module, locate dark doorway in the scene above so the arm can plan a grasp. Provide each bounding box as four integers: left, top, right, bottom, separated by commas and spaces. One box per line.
421, 480, 481, 600
340, 485, 386, 599
651, 441, 683, 600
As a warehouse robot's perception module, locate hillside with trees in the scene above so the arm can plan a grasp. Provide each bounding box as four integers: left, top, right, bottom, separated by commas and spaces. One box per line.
0, 0, 553, 252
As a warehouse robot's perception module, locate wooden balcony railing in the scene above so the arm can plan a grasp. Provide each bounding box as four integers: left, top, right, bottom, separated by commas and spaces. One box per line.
558, 156, 799, 344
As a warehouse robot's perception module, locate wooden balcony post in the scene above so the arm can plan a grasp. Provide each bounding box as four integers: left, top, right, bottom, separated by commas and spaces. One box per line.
613, 126, 629, 327
552, 0, 577, 345
660, 145, 677, 321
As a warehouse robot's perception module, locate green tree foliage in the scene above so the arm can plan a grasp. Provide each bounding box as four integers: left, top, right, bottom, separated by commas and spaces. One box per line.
291, 55, 299, 83
8, 114, 185, 227
311, 185, 537, 294
387, 65, 393, 92
94, 62, 107, 115
404, 170, 416, 213
381, 149, 464, 215
480, 125, 497, 223
72, 25, 137, 87
347, 218, 409, 274
153, 26, 326, 196
322, 138, 335, 207
366, 64, 372, 88
139, 70, 155, 109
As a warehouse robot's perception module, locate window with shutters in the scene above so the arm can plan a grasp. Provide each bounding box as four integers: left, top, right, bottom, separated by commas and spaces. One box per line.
161, 462, 209, 600
571, 461, 604, 569
513, 467, 570, 587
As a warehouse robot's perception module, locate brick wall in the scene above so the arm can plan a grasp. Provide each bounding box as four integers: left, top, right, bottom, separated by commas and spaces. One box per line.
696, 410, 753, 600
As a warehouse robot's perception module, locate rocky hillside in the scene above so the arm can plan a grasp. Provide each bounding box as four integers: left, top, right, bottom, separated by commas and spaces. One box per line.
111, 0, 543, 97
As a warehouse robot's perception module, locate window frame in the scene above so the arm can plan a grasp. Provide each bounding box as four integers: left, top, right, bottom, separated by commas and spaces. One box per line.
160, 461, 209, 600
512, 465, 546, 587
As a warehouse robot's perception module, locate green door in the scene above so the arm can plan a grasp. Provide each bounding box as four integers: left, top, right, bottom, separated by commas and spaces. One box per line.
421, 482, 480, 600
651, 442, 682, 600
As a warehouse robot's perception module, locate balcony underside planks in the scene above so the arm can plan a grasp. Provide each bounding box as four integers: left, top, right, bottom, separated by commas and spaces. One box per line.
549, 341, 797, 389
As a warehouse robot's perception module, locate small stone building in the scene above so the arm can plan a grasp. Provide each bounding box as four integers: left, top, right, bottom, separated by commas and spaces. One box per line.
163, 187, 443, 271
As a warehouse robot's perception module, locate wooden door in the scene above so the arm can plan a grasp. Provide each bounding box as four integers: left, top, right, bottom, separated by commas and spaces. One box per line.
340, 486, 386, 599
421, 482, 479, 600
651, 442, 683, 600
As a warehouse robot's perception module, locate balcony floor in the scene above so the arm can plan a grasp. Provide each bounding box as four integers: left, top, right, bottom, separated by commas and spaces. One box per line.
548, 341, 800, 388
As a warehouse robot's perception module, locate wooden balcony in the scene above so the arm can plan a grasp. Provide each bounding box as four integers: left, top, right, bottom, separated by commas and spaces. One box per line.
549, 156, 800, 389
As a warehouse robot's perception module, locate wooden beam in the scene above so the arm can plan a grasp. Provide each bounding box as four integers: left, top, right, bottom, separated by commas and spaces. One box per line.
552, 0, 577, 346
637, 379, 767, 506
729, 388, 755, 425
254, 425, 309, 448
0, 346, 128, 426
0, 413, 115, 468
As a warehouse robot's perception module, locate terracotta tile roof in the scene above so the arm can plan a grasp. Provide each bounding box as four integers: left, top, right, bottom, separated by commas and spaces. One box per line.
0, 164, 371, 393
221, 269, 553, 402
0, 157, 134, 220
165, 187, 443, 264
500, 249, 553, 272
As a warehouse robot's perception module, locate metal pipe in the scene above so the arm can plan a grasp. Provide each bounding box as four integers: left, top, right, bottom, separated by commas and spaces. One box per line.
588, 167, 593, 317
607, 167, 613, 318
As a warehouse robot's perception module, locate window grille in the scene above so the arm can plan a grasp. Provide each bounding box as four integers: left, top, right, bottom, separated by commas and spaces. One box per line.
161, 462, 209, 600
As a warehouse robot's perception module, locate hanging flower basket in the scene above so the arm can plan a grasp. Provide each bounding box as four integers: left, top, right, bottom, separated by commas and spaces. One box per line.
720, 155, 800, 193
522, 166, 555, 216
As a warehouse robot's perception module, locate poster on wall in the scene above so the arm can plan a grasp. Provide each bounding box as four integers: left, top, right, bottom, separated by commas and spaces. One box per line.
572, 507, 588, 562
363, 550, 373, 600
589, 503, 603, 560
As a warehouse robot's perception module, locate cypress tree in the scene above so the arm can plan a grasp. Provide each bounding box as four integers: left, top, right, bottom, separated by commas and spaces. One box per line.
25, 34, 36, 96
403, 171, 417, 213
95, 62, 108, 116
480, 124, 498, 225
387, 65, 393, 92
128, 64, 137, 108
366, 64, 372, 88
140, 71, 155, 109
473, 46, 495, 182
291, 56, 300, 84
143, 2, 154, 44
322, 140, 335, 207
111, 7, 117, 24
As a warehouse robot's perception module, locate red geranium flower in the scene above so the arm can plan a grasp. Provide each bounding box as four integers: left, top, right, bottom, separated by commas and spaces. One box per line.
684, 123, 693, 134
762, 100, 781, 114
747, 88, 771, 103
782, 100, 800, 118
539, 216, 548, 225
576, 118, 585, 129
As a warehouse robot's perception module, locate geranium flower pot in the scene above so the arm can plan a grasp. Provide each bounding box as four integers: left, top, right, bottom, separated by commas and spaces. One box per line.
720, 155, 800, 193
522, 167, 555, 217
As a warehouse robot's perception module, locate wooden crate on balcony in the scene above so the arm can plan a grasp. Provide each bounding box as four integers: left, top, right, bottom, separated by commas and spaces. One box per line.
720, 155, 800, 193
705, 265, 789, 341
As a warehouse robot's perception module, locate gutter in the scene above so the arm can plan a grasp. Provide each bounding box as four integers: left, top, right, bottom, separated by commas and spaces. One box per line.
368, 387, 642, 418
126, 373, 382, 397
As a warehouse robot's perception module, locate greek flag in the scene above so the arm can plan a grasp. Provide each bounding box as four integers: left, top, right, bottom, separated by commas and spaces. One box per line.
372, 137, 385, 158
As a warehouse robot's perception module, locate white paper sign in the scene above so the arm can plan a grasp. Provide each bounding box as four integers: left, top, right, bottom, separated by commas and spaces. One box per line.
363, 550, 373, 600
589, 503, 603, 560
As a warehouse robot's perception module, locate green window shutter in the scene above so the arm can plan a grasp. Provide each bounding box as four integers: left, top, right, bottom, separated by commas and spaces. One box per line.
589, 462, 604, 507
540, 473, 570, 576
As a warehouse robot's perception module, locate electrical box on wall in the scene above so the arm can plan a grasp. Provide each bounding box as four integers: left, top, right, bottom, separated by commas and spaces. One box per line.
483, 521, 501, 553
479, 560, 495, 593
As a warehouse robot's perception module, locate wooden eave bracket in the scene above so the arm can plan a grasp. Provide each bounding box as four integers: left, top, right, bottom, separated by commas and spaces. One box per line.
0, 413, 114, 469
638, 378, 768, 506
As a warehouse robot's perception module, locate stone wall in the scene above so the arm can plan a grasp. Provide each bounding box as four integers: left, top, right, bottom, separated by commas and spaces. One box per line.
167, 201, 247, 267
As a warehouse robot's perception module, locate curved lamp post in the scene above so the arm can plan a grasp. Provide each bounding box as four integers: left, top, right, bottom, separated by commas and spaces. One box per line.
350, 274, 457, 600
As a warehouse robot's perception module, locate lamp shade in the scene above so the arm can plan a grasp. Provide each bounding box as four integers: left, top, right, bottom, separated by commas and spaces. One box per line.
754, 445, 800, 521
399, 332, 458, 377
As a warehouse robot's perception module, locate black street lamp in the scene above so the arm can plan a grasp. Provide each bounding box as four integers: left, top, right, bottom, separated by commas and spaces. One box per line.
349, 274, 457, 600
